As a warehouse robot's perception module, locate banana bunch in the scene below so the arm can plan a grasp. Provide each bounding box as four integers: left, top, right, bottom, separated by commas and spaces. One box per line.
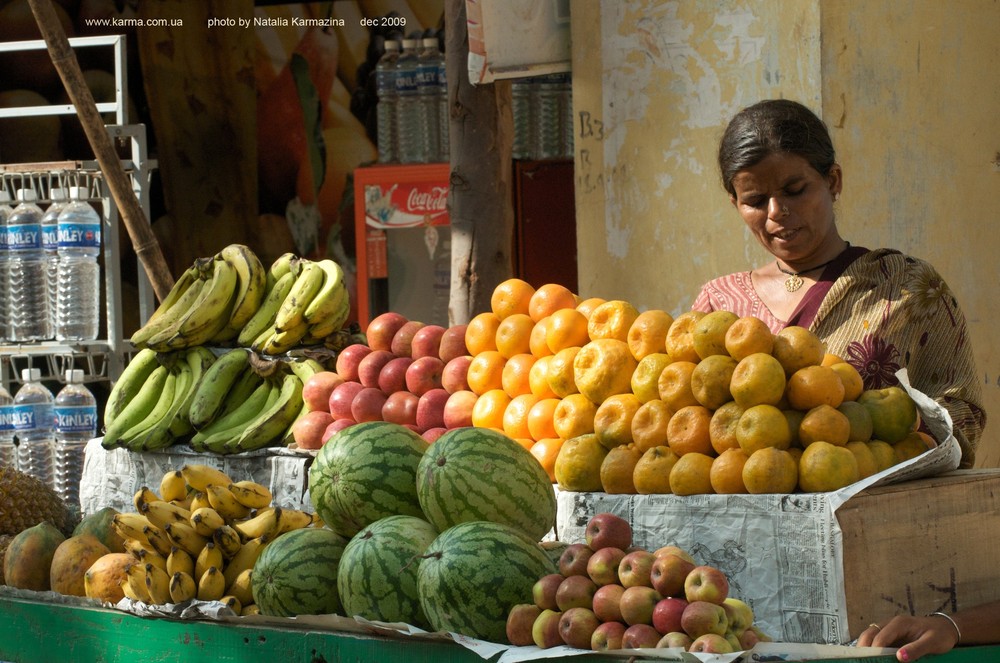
102, 346, 217, 452
131, 244, 268, 352
186, 350, 324, 454
113, 464, 317, 615
238, 253, 351, 355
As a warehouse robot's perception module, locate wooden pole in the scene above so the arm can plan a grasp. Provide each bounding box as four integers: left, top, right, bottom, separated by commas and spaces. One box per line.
27, 0, 176, 301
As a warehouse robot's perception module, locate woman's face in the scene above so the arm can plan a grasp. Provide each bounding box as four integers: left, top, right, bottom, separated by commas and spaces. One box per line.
729, 152, 842, 264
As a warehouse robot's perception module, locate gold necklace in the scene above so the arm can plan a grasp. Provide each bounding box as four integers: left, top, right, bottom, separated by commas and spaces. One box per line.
776, 256, 839, 292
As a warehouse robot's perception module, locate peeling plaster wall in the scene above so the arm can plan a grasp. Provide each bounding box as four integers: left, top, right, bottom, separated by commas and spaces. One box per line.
571, 0, 1000, 466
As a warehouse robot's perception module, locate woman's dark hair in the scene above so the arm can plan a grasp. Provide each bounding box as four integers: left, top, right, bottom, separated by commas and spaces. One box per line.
718, 99, 836, 196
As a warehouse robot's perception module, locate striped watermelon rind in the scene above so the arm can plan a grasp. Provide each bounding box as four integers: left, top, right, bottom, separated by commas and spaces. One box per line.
337, 515, 439, 628
415, 427, 557, 541
252, 527, 348, 617
308, 421, 429, 537
417, 520, 558, 642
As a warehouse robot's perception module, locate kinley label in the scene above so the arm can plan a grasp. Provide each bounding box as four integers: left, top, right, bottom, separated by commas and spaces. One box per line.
55, 405, 99, 434
6, 224, 41, 251
9, 404, 55, 431
57, 223, 102, 249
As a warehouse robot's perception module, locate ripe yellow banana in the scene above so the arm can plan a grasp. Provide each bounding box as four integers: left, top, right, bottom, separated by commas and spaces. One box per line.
231, 372, 304, 453
164, 521, 210, 557
133, 486, 160, 513
104, 348, 160, 429
212, 524, 243, 559
226, 568, 254, 606
137, 273, 208, 349
142, 499, 193, 530
102, 365, 168, 449
206, 484, 251, 520
242, 604, 260, 616
169, 571, 197, 603
267, 252, 296, 288
228, 481, 272, 510
145, 563, 172, 605
197, 566, 226, 602
181, 464, 234, 493
302, 259, 347, 323
124, 562, 152, 603
187, 348, 252, 430
160, 470, 188, 503
189, 491, 212, 513
222, 536, 266, 590
142, 525, 174, 558
167, 546, 195, 578
123, 538, 160, 563
219, 595, 242, 614
238, 270, 296, 347
129, 265, 200, 347
153, 255, 240, 351
195, 541, 224, 581
260, 319, 311, 355
190, 507, 226, 537
233, 507, 280, 540
112, 512, 156, 544
215, 244, 267, 339
275, 259, 324, 332
276, 508, 313, 535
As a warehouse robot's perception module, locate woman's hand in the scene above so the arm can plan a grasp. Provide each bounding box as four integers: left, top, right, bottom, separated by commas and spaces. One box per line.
858, 615, 961, 662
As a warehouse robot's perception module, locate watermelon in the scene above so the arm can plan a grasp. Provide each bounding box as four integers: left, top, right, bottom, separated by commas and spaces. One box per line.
308, 421, 428, 537
252, 527, 348, 617
337, 515, 439, 628
417, 520, 557, 642
415, 427, 556, 541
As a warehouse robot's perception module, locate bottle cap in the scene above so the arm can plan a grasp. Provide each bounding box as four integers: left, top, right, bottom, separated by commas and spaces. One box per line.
0, 190, 10, 202
384, 40, 400, 51
21, 368, 41, 382
402, 38, 417, 49
16, 188, 37, 202
69, 186, 89, 201
66, 369, 85, 384
422, 38, 438, 48
50, 188, 67, 201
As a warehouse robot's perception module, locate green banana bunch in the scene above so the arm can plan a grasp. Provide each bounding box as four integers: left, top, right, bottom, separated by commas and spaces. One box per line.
104, 348, 161, 431
102, 365, 169, 449
238, 270, 296, 348
189, 380, 277, 454
187, 348, 251, 430
228, 372, 304, 453
129, 265, 202, 347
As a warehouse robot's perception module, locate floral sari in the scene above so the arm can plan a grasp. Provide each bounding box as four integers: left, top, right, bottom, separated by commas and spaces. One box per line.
693, 247, 986, 467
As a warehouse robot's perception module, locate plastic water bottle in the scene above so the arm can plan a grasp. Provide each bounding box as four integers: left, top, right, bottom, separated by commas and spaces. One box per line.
54, 369, 97, 513
0, 383, 16, 470
512, 78, 533, 159
395, 38, 426, 163
7, 188, 51, 341
56, 186, 102, 341
0, 189, 14, 341
559, 73, 574, 159
418, 37, 442, 162
41, 187, 68, 334
376, 40, 401, 164
534, 74, 564, 160
13, 368, 55, 488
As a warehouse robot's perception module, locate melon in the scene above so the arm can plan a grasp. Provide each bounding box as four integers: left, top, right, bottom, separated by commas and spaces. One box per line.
337, 515, 439, 628
417, 520, 557, 642
308, 421, 428, 537
252, 527, 348, 617
416, 427, 557, 541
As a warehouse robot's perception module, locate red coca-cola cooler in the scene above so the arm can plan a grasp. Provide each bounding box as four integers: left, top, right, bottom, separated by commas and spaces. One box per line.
353, 164, 451, 328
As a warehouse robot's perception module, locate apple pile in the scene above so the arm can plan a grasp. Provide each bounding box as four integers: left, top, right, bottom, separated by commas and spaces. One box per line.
505, 513, 772, 653
291, 312, 474, 448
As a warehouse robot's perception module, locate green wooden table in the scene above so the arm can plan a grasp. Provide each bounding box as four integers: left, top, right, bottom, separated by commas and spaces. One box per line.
0, 595, 997, 663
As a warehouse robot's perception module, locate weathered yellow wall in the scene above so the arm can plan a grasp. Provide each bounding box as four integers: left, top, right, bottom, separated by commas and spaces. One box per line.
571, 0, 1000, 466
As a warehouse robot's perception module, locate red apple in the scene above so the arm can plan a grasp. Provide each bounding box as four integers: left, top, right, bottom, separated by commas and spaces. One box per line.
555, 574, 598, 612
335, 343, 372, 382
650, 553, 696, 598
329, 381, 365, 420
415, 388, 449, 432
680, 600, 728, 638
411, 324, 446, 359
591, 583, 625, 623
722, 597, 754, 633
301, 371, 343, 412
323, 418, 355, 442
358, 350, 397, 389
684, 566, 729, 605
377, 356, 414, 394
390, 320, 426, 357
618, 550, 656, 589
531, 608, 564, 649
443, 390, 477, 429
350, 387, 388, 423
405, 356, 446, 396
656, 631, 693, 649
621, 623, 661, 649
381, 390, 419, 427
587, 546, 626, 586
506, 603, 541, 646
532, 573, 563, 611
689, 633, 735, 653
291, 410, 334, 449
591, 621, 626, 651
441, 355, 473, 394
438, 324, 469, 363
585, 513, 632, 551
421, 427, 447, 443
365, 311, 409, 352
651, 597, 689, 635
558, 542, 595, 577
652, 545, 697, 565
558, 607, 600, 650
619, 586, 661, 626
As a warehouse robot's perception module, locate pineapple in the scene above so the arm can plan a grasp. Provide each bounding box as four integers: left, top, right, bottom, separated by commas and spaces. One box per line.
0, 466, 76, 538
0, 534, 12, 583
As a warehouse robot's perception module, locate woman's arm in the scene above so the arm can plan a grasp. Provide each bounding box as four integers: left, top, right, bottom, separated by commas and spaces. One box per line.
857, 601, 1000, 661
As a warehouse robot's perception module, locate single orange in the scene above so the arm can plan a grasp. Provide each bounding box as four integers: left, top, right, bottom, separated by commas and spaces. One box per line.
710, 448, 750, 494
526, 397, 561, 441
553, 393, 598, 440
627, 309, 674, 360
594, 393, 642, 450
867, 440, 898, 472
528, 283, 578, 322
528, 355, 558, 399
502, 393, 542, 439
691, 310, 739, 359
772, 326, 826, 375
471, 389, 512, 430
666, 405, 714, 456
490, 278, 535, 320
798, 440, 860, 492
546, 307, 591, 353
821, 352, 846, 367
786, 365, 846, 410
512, 437, 535, 452
501, 352, 537, 398
691, 355, 738, 410
736, 404, 792, 454
742, 447, 798, 494
837, 400, 874, 442
495, 313, 535, 359
576, 297, 608, 320
668, 452, 716, 495
554, 433, 607, 491
631, 352, 672, 403
893, 431, 932, 463
709, 401, 745, 454
530, 437, 565, 483
546, 346, 582, 398
657, 360, 700, 412
600, 444, 643, 494
846, 440, 879, 479
631, 399, 673, 452
528, 316, 554, 357
725, 316, 775, 360
633, 446, 680, 495
829, 362, 864, 402
466, 350, 506, 395
587, 299, 641, 343
465, 311, 502, 355
729, 352, 787, 408
664, 311, 707, 363
573, 339, 637, 404
798, 404, 851, 447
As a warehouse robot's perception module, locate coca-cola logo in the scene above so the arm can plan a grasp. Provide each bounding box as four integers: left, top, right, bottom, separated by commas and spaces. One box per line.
406, 187, 448, 213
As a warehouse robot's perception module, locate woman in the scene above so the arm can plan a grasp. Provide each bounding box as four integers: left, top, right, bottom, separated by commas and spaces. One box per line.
858, 601, 1000, 661
693, 99, 985, 466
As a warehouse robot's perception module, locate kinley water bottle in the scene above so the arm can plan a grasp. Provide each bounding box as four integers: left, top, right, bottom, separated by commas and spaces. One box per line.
54, 369, 97, 513
13, 368, 55, 487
